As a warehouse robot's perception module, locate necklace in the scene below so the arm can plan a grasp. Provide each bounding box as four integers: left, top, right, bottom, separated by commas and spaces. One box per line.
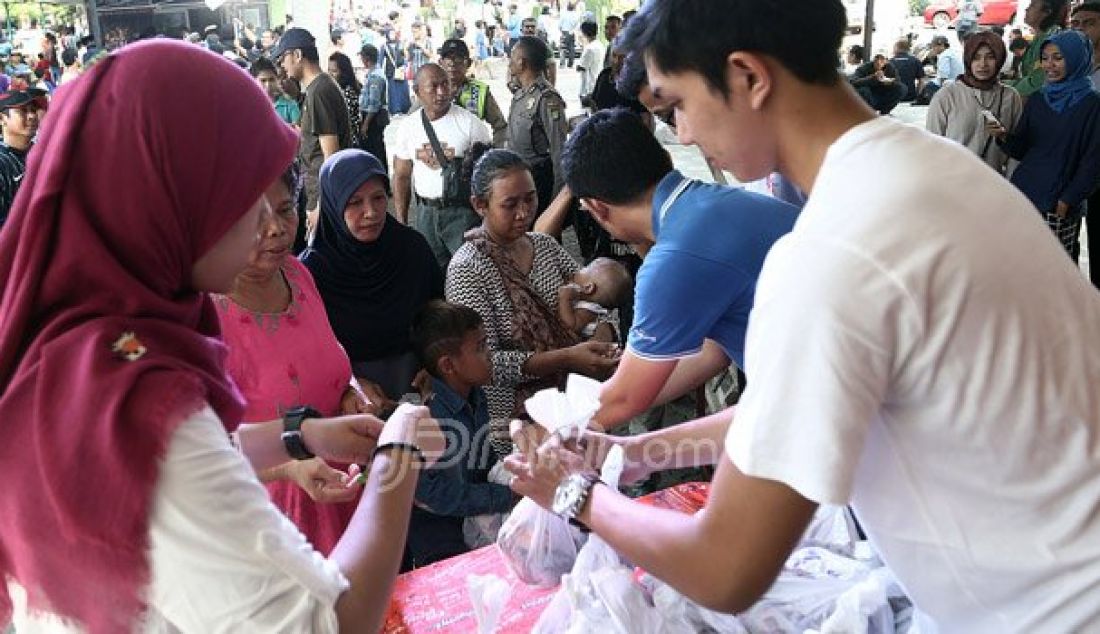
971, 85, 1000, 111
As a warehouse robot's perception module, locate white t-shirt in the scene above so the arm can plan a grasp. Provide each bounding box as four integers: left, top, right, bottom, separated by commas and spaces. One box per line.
578, 40, 605, 98
393, 104, 492, 200
726, 117, 1100, 633
9, 406, 348, 633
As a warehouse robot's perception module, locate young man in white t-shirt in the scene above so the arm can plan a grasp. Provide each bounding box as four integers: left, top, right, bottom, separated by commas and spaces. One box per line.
504, 1, 1100, 631
393, 63, 492, 269
576, 21, 604, 106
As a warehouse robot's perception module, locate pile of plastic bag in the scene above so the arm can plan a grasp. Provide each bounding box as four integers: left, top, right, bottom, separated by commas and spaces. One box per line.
531, 504, 912, 633
493, 376, 914, 632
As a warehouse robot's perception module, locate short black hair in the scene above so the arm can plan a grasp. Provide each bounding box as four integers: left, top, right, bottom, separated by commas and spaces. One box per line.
250, 56, 277, 77
616, 50, 647, 98
61, 48, 77, 66
513, 35, 550, 72
300, 45, 319, 65
627, 0, 845, 96
563, 108, 674, 205
848, 44, 865, 63
1039, 0, 1070, 30
360, 43, 379, 65
580, 21, 598, 39
606, 15, 622, 25
410, 300, 484, 379
1073, 2, 1100, 15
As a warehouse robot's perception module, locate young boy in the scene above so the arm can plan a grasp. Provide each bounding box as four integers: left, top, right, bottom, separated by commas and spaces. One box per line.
405, 300, 515, 569
557, 257, 632, 342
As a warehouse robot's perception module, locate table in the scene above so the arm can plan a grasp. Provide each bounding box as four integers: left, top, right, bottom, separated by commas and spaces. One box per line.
383, 482, 709, 633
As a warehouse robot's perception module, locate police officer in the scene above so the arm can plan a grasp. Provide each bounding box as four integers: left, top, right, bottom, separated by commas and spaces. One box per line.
506, 35, 567, 216
438, 38, 507, 147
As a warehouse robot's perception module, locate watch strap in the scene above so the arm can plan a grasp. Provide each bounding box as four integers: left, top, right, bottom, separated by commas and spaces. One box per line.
563, 472, 601, 522
282, 406, 321, 460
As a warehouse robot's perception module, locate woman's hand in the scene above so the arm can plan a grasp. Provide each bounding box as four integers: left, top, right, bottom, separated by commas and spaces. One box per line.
1054, 200, 1071, 219
301, 414, 385, 465
287, 458, 362, 503
565, 340, 621, 379
985, 119, 1007, 140
377, 404, 447, 467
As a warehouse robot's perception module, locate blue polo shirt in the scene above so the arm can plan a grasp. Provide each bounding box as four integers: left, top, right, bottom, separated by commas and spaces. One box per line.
627, 170, 798, 368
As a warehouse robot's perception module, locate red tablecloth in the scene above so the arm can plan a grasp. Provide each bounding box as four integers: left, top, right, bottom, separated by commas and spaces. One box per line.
383, 482, 710, 633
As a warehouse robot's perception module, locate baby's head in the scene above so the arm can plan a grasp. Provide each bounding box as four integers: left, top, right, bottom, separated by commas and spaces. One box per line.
573, 258, 632, 308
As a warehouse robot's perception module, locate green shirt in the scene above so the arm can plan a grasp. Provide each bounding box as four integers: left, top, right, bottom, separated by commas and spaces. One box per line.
1010, 27, 1061, 98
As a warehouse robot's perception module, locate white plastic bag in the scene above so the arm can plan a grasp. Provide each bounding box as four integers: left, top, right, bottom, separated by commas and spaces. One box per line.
464, 512, 506, 549
523, 374, 602, 440
467, 574, 512, 634
495, 376, 603, 587
496, 497, 586, 586
813, 568, 895, 634
533, 447, 681, 634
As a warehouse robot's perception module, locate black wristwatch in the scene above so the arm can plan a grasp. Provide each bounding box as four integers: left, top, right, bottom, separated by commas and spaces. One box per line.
281, 405, 321, 460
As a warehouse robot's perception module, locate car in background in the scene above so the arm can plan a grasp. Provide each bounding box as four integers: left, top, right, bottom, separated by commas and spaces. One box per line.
924, 0, 1018, 30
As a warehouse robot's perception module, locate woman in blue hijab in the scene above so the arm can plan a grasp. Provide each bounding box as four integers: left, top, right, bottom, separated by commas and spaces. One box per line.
996, 29, 1100, 258
301, 150, 443, 405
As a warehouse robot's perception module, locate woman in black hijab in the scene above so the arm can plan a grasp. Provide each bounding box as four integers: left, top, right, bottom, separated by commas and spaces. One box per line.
301, 150, 443, 405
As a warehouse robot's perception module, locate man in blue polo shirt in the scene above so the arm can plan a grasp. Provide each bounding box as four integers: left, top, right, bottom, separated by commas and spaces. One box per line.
561, 108, 798, 429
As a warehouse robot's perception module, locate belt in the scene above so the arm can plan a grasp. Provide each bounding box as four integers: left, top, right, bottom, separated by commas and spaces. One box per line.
416, 196, 447, 209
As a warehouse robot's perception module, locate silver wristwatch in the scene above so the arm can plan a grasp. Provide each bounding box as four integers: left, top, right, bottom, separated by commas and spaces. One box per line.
551, 472, 601, 522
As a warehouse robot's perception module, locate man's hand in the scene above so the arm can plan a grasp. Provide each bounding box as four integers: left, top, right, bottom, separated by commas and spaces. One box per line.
300, 414, 385, 465
287, 458, 363, 503
504, 430, 589, 509
509, 420, 650, 489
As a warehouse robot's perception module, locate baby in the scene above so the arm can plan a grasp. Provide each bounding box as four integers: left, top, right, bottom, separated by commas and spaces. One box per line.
558, 257, 633, 342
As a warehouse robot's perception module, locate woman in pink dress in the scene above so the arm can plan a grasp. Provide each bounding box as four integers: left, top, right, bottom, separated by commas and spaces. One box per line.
214, 160, 375, 555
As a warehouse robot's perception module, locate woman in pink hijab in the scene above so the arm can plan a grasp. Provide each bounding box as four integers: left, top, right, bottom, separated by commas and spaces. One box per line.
0, 40, 438, 633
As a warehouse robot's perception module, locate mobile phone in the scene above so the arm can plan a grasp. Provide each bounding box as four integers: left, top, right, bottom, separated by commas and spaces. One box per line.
980, 109, 1000, 126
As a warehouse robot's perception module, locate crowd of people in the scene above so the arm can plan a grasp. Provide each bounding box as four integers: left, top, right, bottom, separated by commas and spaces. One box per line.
0, 0, 1098, 632
828, 0, 1100, 276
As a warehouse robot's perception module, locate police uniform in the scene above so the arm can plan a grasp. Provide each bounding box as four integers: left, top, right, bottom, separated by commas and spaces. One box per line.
506, 77, 567, 215
455, 78, 508, 147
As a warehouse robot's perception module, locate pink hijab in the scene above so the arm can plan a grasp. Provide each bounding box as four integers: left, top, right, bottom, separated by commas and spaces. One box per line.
0, 40, 297, 631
